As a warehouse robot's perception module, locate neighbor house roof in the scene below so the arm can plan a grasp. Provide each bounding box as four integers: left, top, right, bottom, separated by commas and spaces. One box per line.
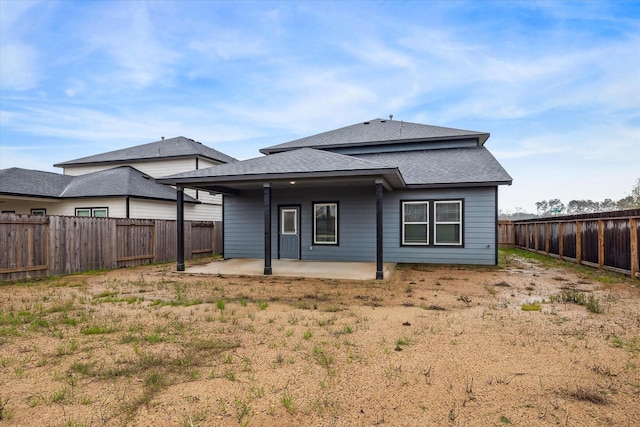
0, 166, 198, 202
0, 168, 74, 198
54, 136, 237, 167
260, 118, 489, 154
160, 148, 405, 187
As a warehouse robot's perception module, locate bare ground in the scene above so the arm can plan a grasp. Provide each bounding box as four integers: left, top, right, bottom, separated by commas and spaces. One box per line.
0, 250, 639, 427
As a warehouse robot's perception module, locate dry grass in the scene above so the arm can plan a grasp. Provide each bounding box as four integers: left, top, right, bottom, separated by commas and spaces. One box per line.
0, 251, 639, 426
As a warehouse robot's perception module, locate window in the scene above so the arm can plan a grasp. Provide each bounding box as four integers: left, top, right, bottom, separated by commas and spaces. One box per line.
402, 201, 429, 245
401, 199, 463, 246
435, 201, 462, 245
75, 208, 108, 217
281, 209, 297, 235
31, 209, 46, 215
313, 202, 338, 244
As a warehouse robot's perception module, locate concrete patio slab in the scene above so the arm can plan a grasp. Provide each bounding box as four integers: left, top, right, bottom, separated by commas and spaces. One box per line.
184, 259, 396, 281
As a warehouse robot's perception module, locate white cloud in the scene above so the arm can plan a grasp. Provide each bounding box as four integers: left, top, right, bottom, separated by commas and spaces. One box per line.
80, 4, 179, 88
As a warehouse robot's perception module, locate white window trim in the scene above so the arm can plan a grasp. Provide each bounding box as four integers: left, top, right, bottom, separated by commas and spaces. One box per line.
313, 202, 338, 245
434, 201, 462, 246
75, 207, 109, 217
281, 208, 297, 235
402, 201, 429, 245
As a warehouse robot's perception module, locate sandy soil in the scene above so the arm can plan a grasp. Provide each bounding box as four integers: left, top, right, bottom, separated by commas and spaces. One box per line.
0, 251, 639, 427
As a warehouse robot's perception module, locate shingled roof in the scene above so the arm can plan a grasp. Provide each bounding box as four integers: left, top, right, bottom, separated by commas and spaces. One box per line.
260, 119, 489, 154
54, 136, 237, 167
161, 148, 404, 186
0, 167, 198, 202
354, 147, 512, 187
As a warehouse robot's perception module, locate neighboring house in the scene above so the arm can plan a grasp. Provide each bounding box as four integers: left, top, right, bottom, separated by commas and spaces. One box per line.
1, 136, 236, 220
159, 118, 512, 278
0, 166, 199, 218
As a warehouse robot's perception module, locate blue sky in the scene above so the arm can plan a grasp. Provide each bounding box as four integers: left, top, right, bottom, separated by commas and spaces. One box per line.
1, 0, 638, 213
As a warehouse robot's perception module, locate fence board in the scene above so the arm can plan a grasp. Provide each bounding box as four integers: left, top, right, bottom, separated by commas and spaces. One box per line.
498, 208, 640, 278
1, 214, 217, 281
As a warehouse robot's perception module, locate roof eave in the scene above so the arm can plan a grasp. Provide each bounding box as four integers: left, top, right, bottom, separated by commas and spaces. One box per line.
159, 168, 406, 188
406, 180, 512, 189
54, 154, 230, 168
260, 133, 491, 154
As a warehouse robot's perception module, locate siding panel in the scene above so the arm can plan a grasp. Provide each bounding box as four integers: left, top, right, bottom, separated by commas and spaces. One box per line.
224, 185, 498, 265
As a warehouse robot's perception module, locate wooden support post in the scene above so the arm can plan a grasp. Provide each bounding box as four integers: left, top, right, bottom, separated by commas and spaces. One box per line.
558, 222, 564, 260
534, 223, 539, 252
598, 220, 605, 269
576, 221, 582, 264
263, 183, 272, 275
630, 218, 638, 279
525, 223, 529, 249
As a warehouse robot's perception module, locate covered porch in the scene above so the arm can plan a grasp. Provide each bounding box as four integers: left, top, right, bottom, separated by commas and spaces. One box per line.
158, 148, 406, 281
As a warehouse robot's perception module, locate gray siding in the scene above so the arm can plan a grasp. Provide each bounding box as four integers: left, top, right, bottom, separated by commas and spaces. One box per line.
383, 187, 497, 265
224, 186, 497, 265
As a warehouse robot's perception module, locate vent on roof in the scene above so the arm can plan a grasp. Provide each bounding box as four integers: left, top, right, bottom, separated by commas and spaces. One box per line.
380, 120, 386, 123
363, 121, 370, 125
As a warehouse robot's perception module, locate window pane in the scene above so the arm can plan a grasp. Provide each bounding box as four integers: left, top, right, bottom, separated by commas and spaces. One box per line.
76, 209, 91, 217
404, 203, 427, 222
435, 224, 460, 244
282, 210, 296, 234
315, 204, 336, 243
436, 203, 460, 222
404, 224, 428, 244
92, 209, 107, 217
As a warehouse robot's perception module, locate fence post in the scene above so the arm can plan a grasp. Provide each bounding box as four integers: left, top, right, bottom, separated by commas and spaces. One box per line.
631, 218, 638, 279
598, 220, 605, 269
576, 221, 582, 265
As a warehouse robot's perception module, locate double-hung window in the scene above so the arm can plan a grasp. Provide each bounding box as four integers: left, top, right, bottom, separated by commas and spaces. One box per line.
434, 201, 462, 245
313, 202, 338, 244
75, 207, 108, 217
402, 201, 429, 245
401, 200, 463, 246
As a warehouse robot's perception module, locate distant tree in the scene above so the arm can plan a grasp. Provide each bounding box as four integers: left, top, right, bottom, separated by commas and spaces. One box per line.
535, 200, 548, 216
600, 198, 616, 211
617, 196, 636, 210
631, 178, 640, 207
547, 199, 565, 215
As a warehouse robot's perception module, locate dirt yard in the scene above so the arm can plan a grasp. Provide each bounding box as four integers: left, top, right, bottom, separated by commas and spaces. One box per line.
0, 249, 638, 427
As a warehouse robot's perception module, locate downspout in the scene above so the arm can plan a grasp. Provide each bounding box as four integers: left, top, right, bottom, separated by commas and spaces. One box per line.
125, 196, 130, 218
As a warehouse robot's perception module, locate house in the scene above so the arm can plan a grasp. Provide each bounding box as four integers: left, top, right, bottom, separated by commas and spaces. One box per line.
159, 118, 512, 278
0, 166, 199, 217
1, 136, 236, 220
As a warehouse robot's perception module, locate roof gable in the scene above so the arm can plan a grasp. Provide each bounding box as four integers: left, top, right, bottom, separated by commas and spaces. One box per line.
54, 136, 237, 167
260, 119, 489, 154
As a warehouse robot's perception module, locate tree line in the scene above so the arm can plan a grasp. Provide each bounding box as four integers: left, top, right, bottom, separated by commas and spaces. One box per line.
535, 178, 640, 216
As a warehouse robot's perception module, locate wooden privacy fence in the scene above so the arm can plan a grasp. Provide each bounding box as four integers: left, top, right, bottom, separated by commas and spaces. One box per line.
498, 209, 640, 278
0, 213, 222, 281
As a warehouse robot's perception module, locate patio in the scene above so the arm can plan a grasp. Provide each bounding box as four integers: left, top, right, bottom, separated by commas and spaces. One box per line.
183, 259, 396, 281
